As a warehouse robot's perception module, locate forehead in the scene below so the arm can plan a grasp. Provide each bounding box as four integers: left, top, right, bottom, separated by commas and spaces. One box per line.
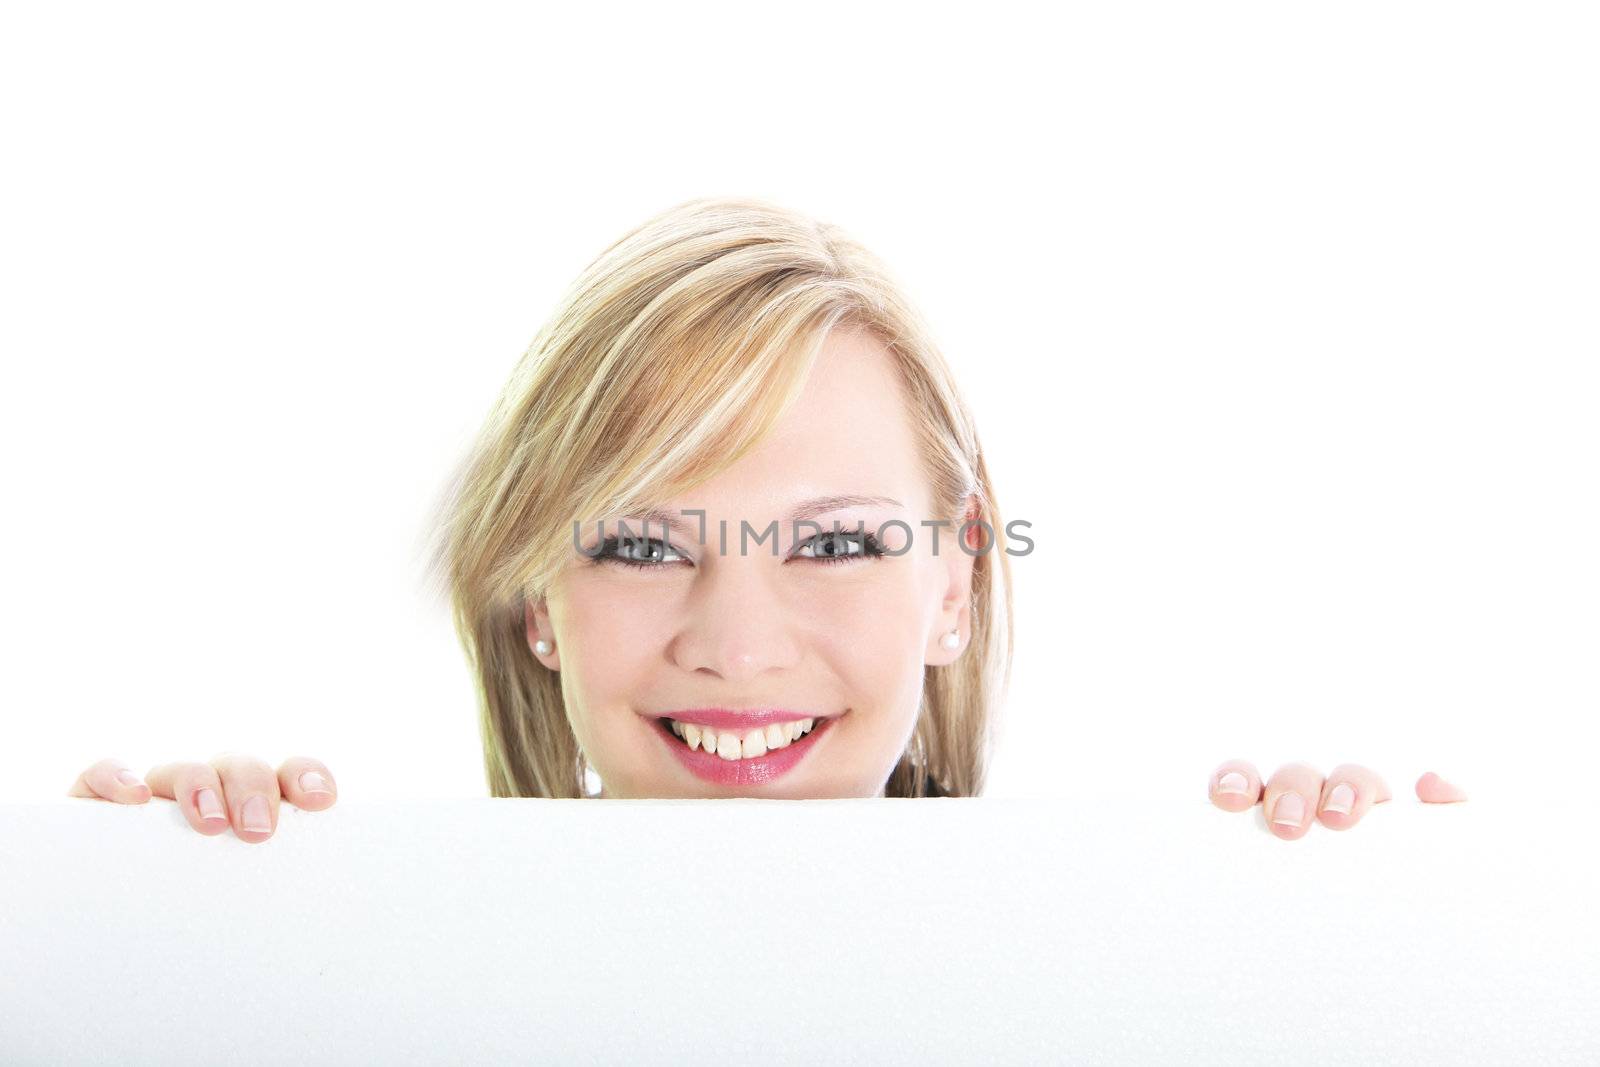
690, 325, 927, 515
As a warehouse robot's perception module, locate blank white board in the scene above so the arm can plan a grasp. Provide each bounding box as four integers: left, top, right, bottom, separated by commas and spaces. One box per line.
1, 796, 1595, 1064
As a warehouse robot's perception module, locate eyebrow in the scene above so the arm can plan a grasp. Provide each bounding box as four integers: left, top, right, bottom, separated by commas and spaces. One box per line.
619, 494, 904, 538
789, 494, 904, 521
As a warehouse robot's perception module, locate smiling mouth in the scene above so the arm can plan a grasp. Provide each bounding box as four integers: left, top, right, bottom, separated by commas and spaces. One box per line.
657, 715, 818, 760
649, 711, 838, 786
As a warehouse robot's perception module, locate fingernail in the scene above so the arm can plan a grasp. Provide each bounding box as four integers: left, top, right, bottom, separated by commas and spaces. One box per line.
1216, 771, 1249, 796
240, 795, 271, 833
1272, 792, 1306, 827
115, 770, 143, 788
195, 787, 226, 821
1324, 781, 1356, 816
299, 771, 331, 795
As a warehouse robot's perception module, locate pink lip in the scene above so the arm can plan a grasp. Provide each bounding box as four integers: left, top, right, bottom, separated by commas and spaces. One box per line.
654, 708, 832, 730
649, 714, 836, 787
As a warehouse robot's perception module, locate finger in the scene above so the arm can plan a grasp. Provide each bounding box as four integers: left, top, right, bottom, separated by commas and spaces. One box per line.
1315, 763, 1392, 831
145, 761, 233, 836
1208, 759, 1262, 812
208, 752, 282, 842
66, 759, 151, 804
1264, 762, 1325, 840
277, 756, 337, 811
1416, 770, 1469, 803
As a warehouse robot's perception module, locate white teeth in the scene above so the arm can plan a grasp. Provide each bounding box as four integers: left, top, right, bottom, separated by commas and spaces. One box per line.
668, 717, 818, 758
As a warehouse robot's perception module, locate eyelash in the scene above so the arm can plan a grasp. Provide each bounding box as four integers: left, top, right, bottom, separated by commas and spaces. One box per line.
589, 530, 887, 571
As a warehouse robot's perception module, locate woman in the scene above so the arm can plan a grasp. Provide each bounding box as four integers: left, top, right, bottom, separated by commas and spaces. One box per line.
69, 197, 1465, 832
426, 196, 1010, 801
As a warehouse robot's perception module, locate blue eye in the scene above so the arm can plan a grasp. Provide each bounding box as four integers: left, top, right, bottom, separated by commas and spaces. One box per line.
591, 536, 686, 570
588, 530, 887, 570
796, 529, 886, 564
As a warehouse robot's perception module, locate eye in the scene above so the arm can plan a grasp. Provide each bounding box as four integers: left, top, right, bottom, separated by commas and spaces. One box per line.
588, 530, 888, 570
795, 529, 887, 565
590, 536, 687, 571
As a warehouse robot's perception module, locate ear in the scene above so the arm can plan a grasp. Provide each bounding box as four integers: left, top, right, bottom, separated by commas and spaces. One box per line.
926, 494, 981, 667
523, 595, 560, 671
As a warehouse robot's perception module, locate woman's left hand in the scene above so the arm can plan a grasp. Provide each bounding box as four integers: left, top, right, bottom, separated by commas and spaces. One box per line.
1208, 760, 1468, 840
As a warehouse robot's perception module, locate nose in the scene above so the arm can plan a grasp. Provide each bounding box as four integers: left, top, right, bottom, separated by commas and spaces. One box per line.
669, 555, 803, 683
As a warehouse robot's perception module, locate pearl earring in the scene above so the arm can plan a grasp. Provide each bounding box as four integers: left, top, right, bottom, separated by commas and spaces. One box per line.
940, 631, 960, 651
534, 639, 552, 655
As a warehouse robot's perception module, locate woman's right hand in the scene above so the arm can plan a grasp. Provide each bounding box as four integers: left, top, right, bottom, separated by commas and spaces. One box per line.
67, 754, 337, 842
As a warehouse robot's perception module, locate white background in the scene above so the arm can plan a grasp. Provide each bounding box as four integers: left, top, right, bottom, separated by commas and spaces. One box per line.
2, 2, 1594, 806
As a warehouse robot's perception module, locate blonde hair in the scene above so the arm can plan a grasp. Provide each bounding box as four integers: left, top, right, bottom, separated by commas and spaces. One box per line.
425, 196, 1013, 798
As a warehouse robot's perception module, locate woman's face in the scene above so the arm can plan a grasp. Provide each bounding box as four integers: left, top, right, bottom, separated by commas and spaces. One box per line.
526, 325, 976, 798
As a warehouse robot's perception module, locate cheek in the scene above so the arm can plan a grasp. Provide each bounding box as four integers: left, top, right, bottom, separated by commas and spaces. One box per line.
805, 567, 929, 714
550, 574, 671, 726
